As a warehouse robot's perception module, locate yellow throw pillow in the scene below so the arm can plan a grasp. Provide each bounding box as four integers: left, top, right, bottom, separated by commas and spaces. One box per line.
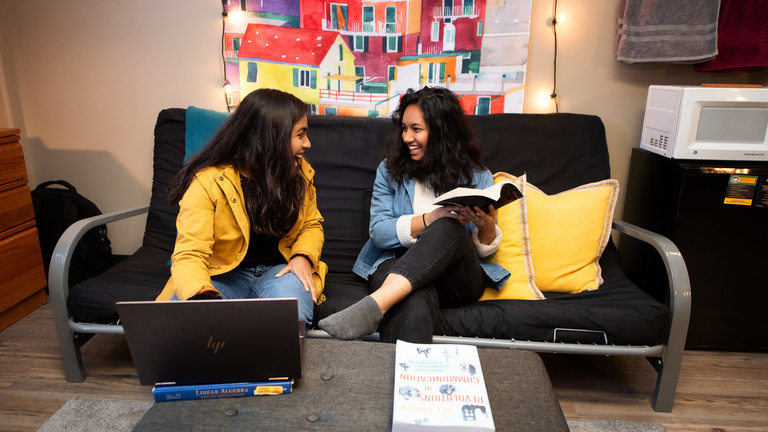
493, 172, 619, 294
480, 174, 546, 301
526, 178, 618, 293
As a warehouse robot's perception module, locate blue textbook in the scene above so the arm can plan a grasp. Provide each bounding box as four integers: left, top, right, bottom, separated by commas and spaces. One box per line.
153, 380, 293, 403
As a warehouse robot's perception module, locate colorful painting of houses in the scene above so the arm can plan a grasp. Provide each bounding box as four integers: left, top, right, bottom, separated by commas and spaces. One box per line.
222, 0, 531, 116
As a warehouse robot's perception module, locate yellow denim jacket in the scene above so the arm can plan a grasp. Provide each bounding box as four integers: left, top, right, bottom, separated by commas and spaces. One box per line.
156, 162, 327, 303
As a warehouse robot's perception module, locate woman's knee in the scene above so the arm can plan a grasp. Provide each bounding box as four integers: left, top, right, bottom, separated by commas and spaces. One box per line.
258, 271, 315, 324
423, 217, 466, 239
417, 217, 473, 257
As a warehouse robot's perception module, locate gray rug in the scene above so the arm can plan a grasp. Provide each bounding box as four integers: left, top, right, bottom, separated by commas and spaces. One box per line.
39, 398, 667, 431
38, 397, 153, 432
567, 419, 666, 432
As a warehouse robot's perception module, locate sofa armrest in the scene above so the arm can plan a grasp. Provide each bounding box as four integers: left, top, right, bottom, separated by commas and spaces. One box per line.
49, 205, 148, 382
612, 219, 691, 332
48, 205, 150, 304
612, 219, 690, 411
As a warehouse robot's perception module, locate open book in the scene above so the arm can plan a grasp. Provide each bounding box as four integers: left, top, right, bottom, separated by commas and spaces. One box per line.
432, 180, 522, 213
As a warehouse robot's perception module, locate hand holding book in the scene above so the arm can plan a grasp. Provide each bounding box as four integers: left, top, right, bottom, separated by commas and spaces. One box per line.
432, 180, 523, 213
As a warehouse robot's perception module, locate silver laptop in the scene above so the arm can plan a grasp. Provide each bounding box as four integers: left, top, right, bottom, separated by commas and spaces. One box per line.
116, 298, 305, 386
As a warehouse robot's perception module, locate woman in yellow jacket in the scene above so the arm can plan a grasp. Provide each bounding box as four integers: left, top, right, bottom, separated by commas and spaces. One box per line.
156, 88, 327, 325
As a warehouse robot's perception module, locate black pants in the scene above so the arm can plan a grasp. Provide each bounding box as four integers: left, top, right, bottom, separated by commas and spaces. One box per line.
369, 218, 486, 343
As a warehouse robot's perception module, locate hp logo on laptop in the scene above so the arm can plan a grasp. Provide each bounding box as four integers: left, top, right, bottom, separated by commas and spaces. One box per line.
206, 336, 225, 354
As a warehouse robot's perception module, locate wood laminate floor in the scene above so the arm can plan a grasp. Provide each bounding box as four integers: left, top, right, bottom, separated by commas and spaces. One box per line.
1, 304, 766, 431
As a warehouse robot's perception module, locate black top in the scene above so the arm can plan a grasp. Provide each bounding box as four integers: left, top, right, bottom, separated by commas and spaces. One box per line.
236, 174, 289, 269
237, 230, 284, 269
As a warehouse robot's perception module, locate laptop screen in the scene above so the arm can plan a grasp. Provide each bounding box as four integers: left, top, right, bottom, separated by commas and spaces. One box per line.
117, 298, 304, 386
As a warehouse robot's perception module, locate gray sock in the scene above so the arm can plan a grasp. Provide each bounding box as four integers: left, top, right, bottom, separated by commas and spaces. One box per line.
318, 296, 383, 340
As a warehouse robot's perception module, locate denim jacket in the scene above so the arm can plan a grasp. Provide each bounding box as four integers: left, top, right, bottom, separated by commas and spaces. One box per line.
353, 161, 510, 289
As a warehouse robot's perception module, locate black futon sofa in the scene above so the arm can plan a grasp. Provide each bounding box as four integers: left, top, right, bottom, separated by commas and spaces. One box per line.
48, 108, 690, 412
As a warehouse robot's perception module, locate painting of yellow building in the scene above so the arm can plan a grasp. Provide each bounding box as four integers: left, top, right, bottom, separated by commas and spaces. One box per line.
237, 24, 356, 109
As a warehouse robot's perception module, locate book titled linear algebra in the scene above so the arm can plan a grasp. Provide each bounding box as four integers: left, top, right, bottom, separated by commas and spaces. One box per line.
392, 340, 495, 432
152, 380, 293, 403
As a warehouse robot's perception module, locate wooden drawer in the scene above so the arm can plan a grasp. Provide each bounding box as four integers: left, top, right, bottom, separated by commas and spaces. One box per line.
0, 185, 36, 239
0, 128, 44, 330
0, 138, 27, 187
0, 228, 47, 312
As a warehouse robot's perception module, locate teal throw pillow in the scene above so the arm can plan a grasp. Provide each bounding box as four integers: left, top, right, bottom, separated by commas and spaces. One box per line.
185, 106, 230, 162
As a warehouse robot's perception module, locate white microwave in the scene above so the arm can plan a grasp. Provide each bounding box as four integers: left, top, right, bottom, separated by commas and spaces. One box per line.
640, 85, 768, 160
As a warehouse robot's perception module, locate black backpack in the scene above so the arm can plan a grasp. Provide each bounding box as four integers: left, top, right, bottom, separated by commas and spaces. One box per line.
31, 180, 113, 287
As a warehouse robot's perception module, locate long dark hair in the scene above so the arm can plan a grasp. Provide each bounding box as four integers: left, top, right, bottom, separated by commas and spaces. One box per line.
168, 88, 310, 237
384, 86, 484, 195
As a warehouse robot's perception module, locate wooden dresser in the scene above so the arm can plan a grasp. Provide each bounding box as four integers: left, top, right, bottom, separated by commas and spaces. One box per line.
0, 128, 47, 332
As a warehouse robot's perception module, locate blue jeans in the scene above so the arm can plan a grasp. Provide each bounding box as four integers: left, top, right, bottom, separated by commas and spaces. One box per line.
171, 264, 314, 325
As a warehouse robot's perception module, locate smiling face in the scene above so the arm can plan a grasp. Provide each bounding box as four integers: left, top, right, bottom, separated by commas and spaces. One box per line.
290, 115, 310, 166
402, 104, 429, 162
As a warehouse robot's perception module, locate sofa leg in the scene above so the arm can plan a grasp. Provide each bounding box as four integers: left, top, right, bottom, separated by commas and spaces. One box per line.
50, 301, 86, 382
651, 347, 683, 412
60, 334, 87, 383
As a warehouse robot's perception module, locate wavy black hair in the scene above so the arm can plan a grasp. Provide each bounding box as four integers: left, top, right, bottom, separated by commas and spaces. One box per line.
384, 86, 484, 195
168, 88, 310, 237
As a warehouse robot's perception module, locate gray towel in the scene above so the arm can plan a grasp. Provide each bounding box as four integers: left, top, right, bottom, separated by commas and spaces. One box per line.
616, 0, 721, 63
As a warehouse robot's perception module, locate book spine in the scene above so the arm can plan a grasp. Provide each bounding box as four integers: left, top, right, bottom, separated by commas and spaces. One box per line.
153, 380, 293, 403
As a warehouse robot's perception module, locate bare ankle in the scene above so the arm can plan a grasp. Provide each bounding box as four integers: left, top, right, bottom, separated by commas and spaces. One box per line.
371, 274, 412, 314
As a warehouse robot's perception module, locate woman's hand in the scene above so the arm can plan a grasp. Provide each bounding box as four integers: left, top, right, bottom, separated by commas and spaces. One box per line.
413, 206, 469, 238
276, 255, 317, 303
425, 205, 471, 225
463, 204, 498, 245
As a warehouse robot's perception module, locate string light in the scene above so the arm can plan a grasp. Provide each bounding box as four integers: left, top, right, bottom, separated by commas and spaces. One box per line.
539, 91, 554, 108
225, 10, 244, 25
221, 9, 232, 112
550, 0, 561, 113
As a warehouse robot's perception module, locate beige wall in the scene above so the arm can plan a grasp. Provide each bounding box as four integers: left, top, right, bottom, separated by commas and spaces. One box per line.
0, 0, 225, 253
1, 0, 767, 253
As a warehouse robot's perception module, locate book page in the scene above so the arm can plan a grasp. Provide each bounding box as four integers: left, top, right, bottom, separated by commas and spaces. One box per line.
432, 181, 522, 212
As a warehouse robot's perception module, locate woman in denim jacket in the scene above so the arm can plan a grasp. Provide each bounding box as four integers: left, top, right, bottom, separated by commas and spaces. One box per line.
319, 87, 509, 342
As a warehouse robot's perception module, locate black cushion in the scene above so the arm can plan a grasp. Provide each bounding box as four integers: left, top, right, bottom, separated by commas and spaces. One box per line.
437, 242, 672, 345
67, 246, 171, 323
473, 113, 611, 194
142, 108, 185, 252
306, 115, 392, 274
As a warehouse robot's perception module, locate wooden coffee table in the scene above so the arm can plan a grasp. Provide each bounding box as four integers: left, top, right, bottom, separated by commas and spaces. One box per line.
134, 338, 568, 431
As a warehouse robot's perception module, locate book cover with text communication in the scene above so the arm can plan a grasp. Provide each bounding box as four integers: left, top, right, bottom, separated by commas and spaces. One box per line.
392, 340, 495, 432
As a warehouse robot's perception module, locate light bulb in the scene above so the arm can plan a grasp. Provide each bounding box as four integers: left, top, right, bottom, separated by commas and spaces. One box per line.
539, 91, 553, 106
225, 10, 244, 25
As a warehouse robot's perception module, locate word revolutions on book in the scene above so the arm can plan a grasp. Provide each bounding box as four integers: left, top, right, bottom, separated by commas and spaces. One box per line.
392, 340, 495, 432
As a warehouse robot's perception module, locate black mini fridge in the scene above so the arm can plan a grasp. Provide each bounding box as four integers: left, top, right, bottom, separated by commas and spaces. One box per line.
620, 148, 768, 352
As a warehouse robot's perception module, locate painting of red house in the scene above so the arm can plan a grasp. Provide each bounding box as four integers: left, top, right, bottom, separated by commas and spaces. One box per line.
221, 0, 531, 115
237, 23, 356, 111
